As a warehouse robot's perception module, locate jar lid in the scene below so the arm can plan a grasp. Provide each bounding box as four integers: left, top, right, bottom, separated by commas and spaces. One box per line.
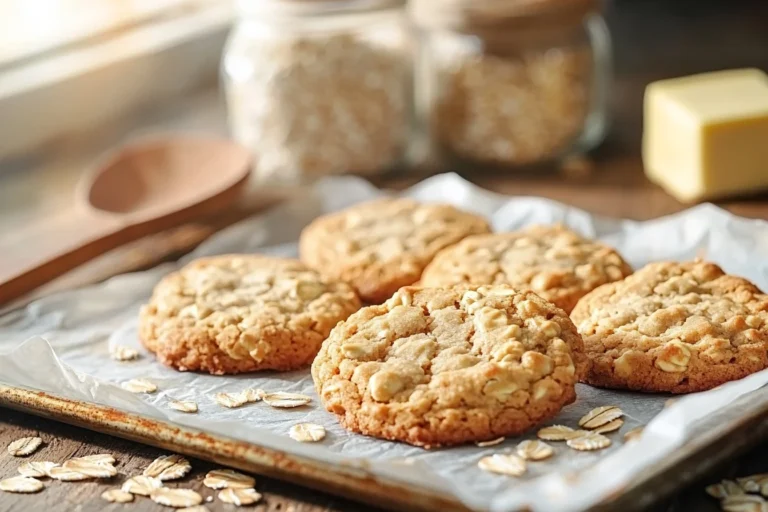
236, 0, 406, 17
411, 0, 602, 32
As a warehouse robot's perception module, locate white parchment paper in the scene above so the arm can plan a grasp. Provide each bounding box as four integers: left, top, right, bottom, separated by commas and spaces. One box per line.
1, 173, 768, 512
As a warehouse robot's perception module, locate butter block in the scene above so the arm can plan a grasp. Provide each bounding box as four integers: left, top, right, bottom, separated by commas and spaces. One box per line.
643, 68, 768, 202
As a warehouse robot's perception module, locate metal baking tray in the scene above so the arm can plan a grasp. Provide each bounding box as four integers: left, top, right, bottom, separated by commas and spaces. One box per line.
1, 384, 766, 511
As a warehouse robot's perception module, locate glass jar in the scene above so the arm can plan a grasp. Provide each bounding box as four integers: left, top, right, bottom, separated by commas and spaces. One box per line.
223, 0, 412, 186
412, 0, 611, 169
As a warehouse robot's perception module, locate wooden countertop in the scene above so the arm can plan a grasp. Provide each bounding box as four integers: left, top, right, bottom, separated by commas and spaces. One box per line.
2, 0, 768, 511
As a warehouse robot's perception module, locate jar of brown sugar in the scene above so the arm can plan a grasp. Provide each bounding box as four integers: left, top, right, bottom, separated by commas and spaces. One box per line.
411, 0, 611, 169
223, 0, 412, 186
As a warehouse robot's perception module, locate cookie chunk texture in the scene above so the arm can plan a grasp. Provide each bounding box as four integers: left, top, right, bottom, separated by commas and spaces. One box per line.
572, 260, 768, 393
299, 198, 491, 303
139, 255, 361, 374
311, 285, 586, 447
421, 225, 632, 313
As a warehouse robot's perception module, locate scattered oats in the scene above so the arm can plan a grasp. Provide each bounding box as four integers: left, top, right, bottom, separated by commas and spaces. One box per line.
214, 391, 250, 409
721, 494, 768, 512
537, 425, 576, 441
738, 474, 768, 494
567, 432, 611, 451
122, 475, 162, 496
101, 488, 134, 503
218, 488, 262, 506
262, 392, 312, 408
48, 466, 91, 481
121, 378, 157, 393
206, 496, 213, 502
707, 480, 745, 499
0, 476, 44, 493
578, 406, 623, 429
62, 458, 117, 478
289, 423, 326, 443
111, 345, 139, 361
478, 454, 527, 477
180, 507, 210, 512
243, 388, 265, 402
150, 488, 203, 508
76, 454, 116, 465
203, 469, 255, 490
623, 426, 644, 442
476, 437, 505, 448
592, 418, 624, 434
7, 436, 43, 456
516, 440, 554, 461
168, 399, 199, 413
18, 461, 57, 478
144, 454, 190, 480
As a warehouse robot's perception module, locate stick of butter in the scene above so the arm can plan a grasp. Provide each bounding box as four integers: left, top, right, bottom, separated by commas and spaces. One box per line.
643, 68, 768, 202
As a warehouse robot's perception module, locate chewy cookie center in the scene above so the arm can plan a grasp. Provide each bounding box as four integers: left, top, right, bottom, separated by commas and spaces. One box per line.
324, 286, 580, 406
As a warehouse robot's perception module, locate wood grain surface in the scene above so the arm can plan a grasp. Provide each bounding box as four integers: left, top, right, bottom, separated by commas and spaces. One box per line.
2, 0, 768, 511
0, 408, 368, 512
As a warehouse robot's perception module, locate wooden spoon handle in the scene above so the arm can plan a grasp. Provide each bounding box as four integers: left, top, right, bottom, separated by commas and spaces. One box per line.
0, 212, 123, 305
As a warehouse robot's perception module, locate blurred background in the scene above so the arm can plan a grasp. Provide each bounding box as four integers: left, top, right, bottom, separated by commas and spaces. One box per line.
1, 0, 767, 302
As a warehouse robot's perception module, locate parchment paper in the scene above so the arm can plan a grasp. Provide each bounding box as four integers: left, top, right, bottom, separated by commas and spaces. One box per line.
2, 173, 768, 512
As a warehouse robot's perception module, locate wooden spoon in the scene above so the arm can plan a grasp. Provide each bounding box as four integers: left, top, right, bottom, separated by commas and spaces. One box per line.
0, 135, 251, 304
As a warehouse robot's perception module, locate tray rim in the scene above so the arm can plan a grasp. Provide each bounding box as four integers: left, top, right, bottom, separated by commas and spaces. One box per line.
2, 382, 767, 512
0, 384, 469, 512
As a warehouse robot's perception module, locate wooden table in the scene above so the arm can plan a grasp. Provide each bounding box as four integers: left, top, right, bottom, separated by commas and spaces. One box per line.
2, 0, 768, 510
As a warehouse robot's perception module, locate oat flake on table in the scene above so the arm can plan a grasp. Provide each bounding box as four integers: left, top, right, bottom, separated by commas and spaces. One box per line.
18, 461, 57, 478
203, 469, 255, 490
48, 466, 91, 481
62, 458, 117, 478
218, 487, 262, 506
150, 488, 203, 508
143, 454, 190, 480
122, 475, 162, 496
7, 436, 43, 456
76, 453, 116, 465
0, 476, 44, 493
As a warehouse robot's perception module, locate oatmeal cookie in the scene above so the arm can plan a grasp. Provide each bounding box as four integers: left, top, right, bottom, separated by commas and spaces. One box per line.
311, 285, 587, 447
139, 255, 360, 374
420, 225, 632, 313
299, 198, 490, 304
571, 260, 768, 393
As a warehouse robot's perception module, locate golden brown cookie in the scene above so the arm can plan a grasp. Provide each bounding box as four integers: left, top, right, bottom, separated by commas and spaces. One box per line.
571, 260, 768, 393
420, 225, 632, 313
139, 255, 360, 375
311, 285, 587, 447
298, 198, 491, 304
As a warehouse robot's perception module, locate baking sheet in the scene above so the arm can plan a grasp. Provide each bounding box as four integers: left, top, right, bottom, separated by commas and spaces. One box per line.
1, 173, 768, 512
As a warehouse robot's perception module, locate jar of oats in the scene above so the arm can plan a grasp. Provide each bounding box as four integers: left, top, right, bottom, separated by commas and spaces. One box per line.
412, 0, 611, 169
223, 0, 411, 186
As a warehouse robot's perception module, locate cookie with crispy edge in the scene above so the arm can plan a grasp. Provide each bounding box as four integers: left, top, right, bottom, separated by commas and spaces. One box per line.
571, 260, 768, 393
139, 255, 360, 374
312, 285, 587, 447
420, 224, 632, 313
299, 198, 491, 304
